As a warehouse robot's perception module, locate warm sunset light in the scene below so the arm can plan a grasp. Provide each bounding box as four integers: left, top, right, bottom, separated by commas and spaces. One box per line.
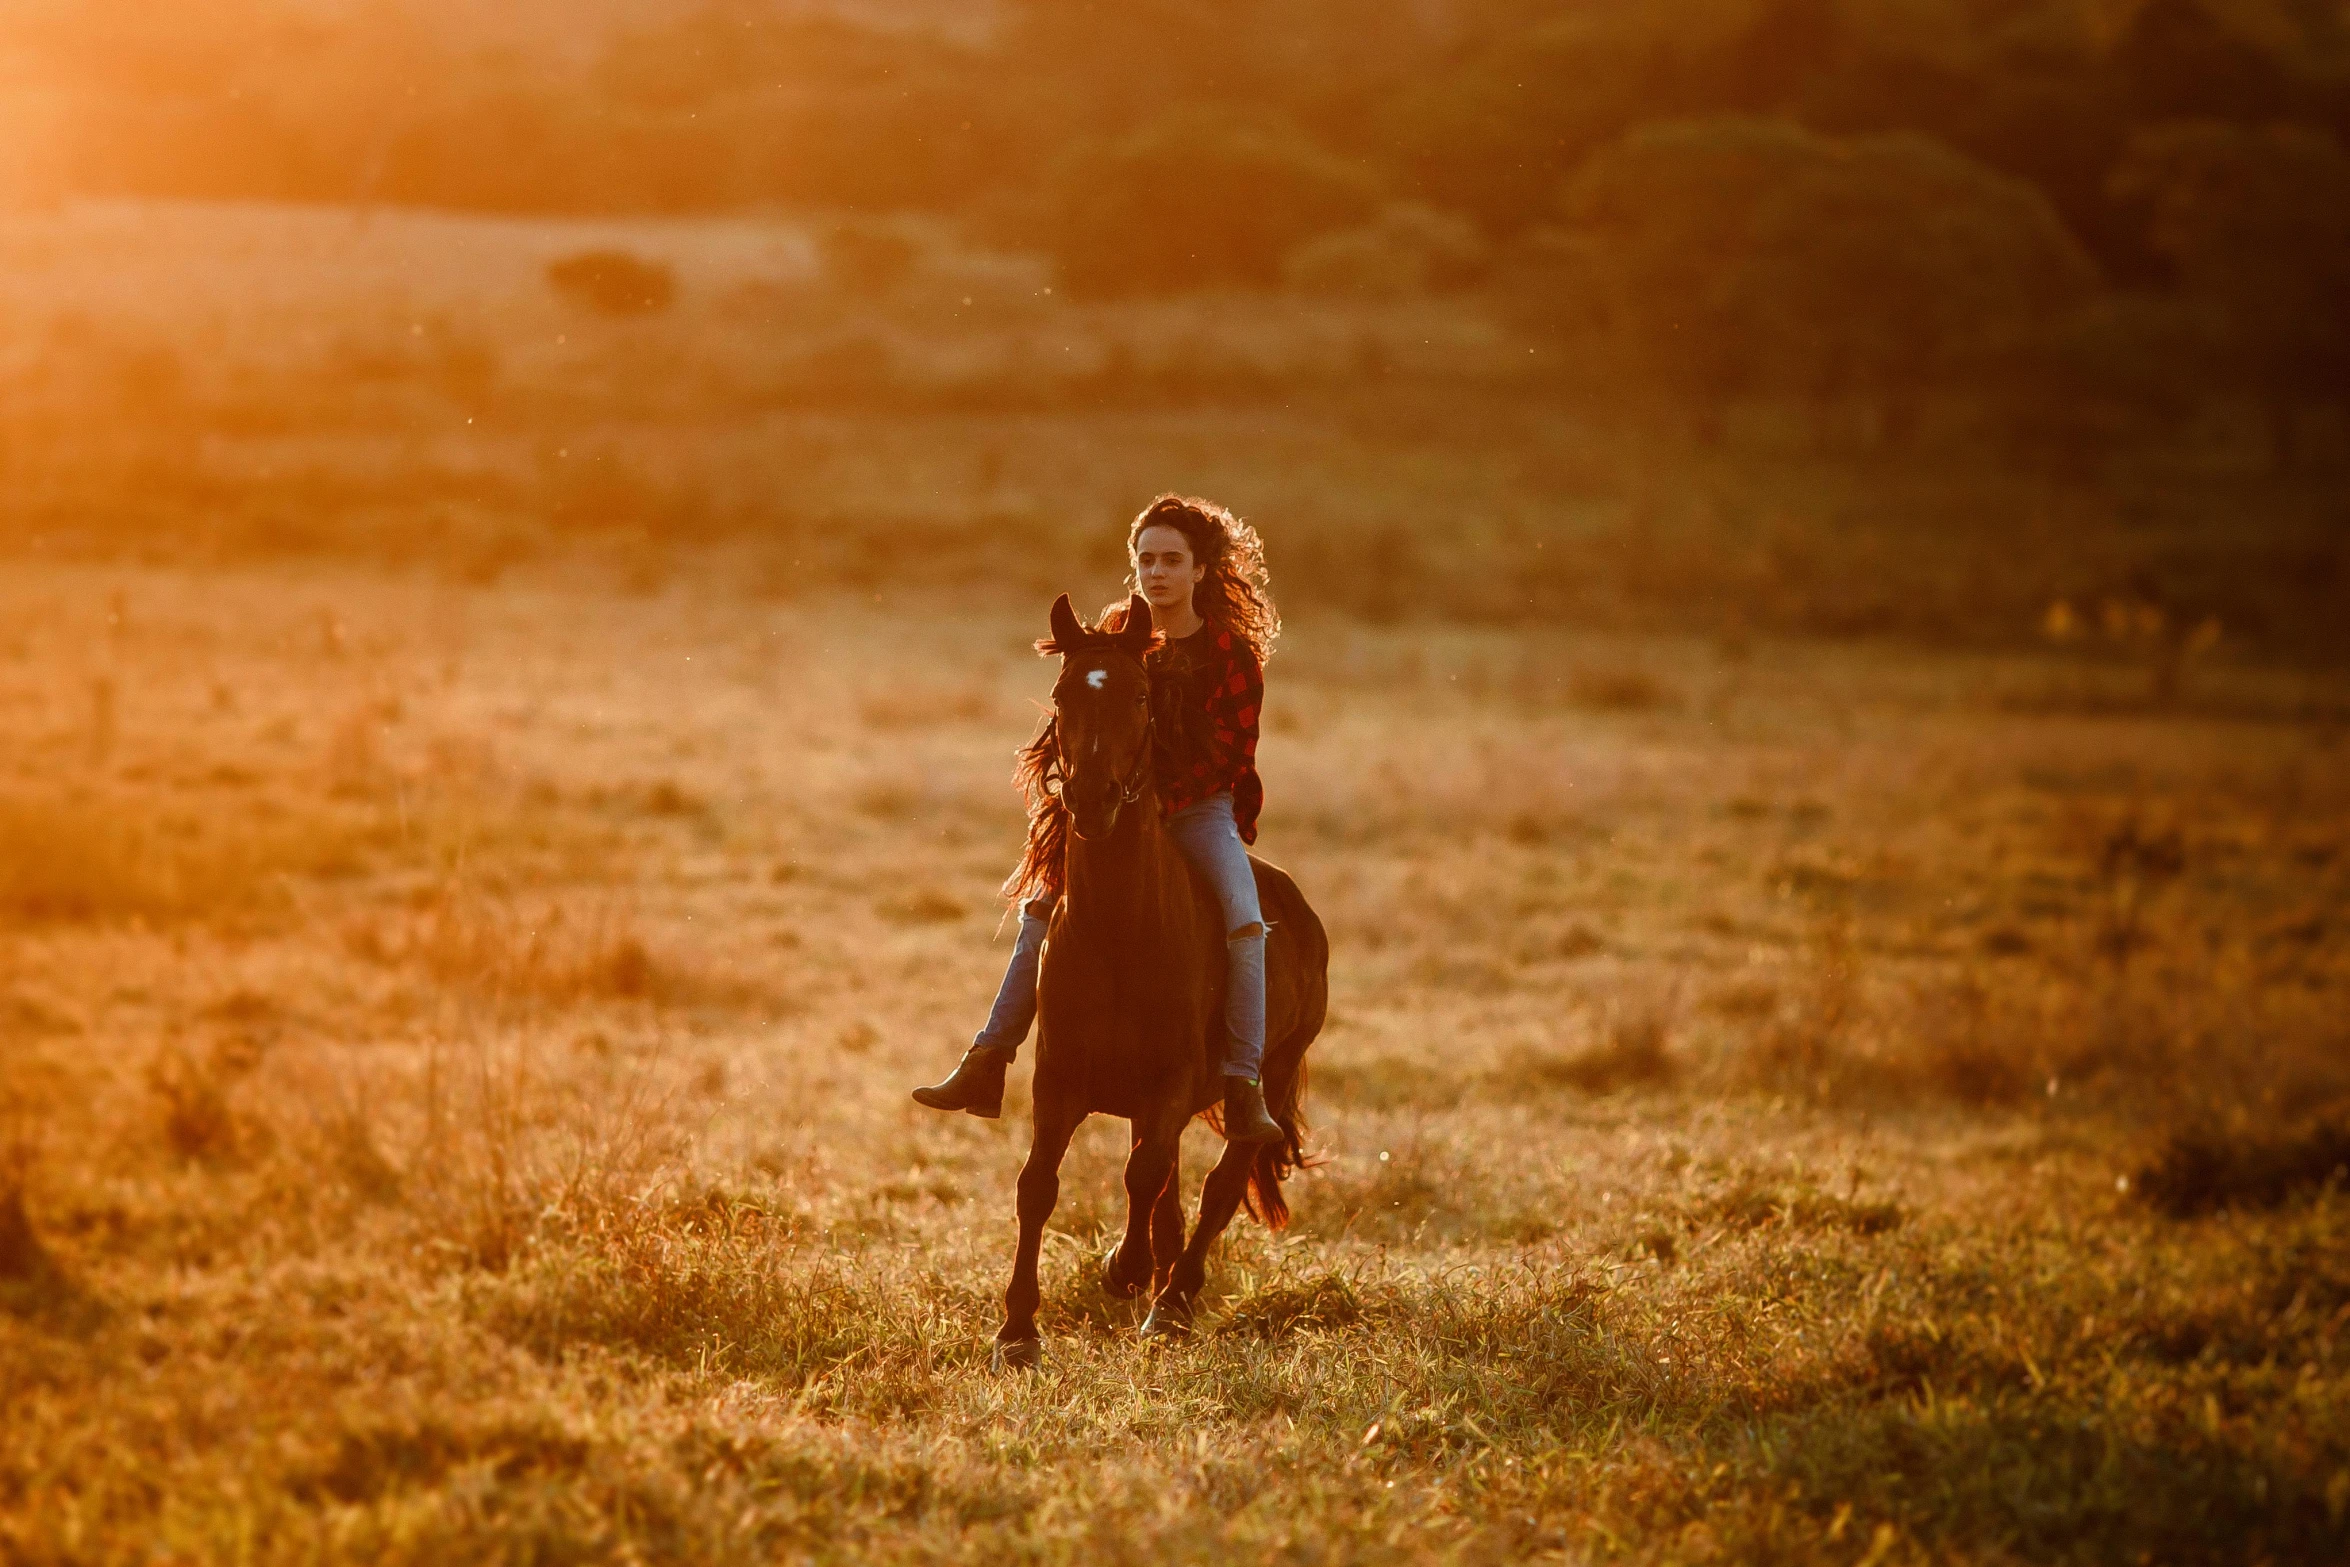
2, 3, 2346, 1562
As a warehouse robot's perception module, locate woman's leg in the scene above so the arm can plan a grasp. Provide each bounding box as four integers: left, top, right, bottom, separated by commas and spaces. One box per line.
1166, 797, 1267, 1082
973, 896, 1056, 1055
912, 894, 1054, 1117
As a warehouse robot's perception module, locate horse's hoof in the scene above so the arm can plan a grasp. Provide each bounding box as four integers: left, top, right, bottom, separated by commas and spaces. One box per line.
1100, 1245, 1147, 1300
1139, 1300, 1192, 1340
991, 1336, 1043, 1372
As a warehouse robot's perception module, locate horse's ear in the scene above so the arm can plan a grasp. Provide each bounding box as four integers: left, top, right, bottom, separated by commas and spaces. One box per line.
1115, 594, 1155, 654
1047, 592, 1083, 652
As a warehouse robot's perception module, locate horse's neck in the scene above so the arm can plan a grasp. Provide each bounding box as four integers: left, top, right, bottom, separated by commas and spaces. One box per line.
1062, 799, 1187, 949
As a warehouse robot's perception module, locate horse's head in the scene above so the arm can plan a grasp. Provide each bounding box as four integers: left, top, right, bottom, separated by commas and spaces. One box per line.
1044, 591, 1157, 841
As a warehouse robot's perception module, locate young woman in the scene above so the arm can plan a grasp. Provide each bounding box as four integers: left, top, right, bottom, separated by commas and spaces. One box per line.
911, 493, 1283, 1143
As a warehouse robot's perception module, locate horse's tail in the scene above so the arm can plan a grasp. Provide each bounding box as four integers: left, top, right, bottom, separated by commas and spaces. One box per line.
1241, 868, 1329, 1230
1242, 1055, 1313, 1230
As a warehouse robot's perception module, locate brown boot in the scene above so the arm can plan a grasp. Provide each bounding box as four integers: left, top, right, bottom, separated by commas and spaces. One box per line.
1221, 1075, 1283, 1144
911, 1044, 1013, 1118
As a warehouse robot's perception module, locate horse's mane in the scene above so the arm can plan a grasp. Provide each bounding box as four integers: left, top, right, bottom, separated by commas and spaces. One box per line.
1002, 716, 1069, 906
1001, 609, 1165, 907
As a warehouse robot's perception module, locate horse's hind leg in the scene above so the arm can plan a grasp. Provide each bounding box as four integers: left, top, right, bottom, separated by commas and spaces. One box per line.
995, 1101, 1083, 1371
1103, 1112, 1183, 1301
1141, 1136, 1254, 1337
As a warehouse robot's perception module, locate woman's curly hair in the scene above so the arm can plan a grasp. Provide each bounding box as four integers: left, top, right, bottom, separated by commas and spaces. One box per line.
1000, 494, 1279, 907
1106, 494, 1280, 664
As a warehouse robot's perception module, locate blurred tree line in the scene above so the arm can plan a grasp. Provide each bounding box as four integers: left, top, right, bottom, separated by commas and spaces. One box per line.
8, 0, 2348, 456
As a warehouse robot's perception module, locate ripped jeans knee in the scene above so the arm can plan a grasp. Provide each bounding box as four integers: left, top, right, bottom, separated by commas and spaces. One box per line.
1221, 922, 1268, 1081
1168, 795, 1268, 1079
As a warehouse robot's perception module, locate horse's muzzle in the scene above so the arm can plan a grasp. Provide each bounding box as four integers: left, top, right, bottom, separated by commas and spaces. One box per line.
1067, 796, 1122, 842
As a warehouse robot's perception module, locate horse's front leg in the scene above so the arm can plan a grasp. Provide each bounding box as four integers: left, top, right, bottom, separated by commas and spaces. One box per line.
1149, 1154, 1186, 1297
1103, 1109, 1184, 1301
995, 1098, 1084, 1371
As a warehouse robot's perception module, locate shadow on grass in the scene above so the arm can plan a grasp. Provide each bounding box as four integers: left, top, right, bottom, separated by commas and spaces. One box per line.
2136, 1116, 2350, 1218
0, 1185, 109, 1337
464, 1212, 1004, 1404
1754, 1399, 2347, 1565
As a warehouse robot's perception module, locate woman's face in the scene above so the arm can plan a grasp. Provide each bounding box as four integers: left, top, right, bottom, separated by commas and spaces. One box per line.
1133, 524, 1206, 614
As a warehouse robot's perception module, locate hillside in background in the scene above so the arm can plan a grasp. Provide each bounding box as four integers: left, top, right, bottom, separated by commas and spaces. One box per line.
14, 2, 2349, 244
8, 2, 2346, 376
1, 1, 2345, 661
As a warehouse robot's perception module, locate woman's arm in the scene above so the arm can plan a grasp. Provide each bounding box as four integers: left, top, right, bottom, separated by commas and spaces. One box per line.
1203, 636, 1263, 794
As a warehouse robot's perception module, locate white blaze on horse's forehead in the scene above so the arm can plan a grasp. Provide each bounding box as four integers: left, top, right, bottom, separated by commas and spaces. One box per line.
1085, 668, 1109, 690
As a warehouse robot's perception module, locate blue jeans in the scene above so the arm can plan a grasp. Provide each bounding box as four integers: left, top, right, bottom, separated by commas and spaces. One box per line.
973, 793, 1267, 1079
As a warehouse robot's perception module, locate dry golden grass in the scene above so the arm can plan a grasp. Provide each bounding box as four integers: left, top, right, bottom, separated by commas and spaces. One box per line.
1, 557, 2346, 1563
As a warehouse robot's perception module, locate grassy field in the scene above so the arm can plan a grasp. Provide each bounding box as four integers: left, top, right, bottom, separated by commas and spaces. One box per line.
3, 552, 2347, 1563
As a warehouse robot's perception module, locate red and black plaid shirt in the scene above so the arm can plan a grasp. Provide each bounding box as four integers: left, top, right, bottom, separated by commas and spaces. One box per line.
1148, 620, 1264, 843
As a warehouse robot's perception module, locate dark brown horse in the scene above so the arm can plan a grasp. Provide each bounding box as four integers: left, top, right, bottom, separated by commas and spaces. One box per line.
992, 592, 1328, 1369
